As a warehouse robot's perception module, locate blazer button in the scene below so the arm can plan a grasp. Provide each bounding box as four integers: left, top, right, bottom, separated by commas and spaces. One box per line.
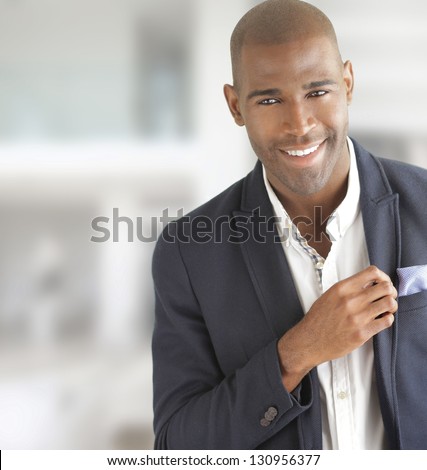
260, 418, 271, 427
264, 406, 278, 421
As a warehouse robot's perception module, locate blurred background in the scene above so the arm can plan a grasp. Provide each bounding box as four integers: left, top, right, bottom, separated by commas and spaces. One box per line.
0, 0, 426, 450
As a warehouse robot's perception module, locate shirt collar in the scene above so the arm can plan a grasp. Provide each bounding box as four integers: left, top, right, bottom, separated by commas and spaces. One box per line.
327, 137, 360, 240
262, 137, 361, 242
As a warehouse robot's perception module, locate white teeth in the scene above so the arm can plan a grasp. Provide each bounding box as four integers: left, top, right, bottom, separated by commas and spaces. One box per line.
286, 144, 320, 157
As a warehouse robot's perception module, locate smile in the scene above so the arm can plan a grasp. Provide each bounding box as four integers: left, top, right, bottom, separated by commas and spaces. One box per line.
285, 144, 320, 157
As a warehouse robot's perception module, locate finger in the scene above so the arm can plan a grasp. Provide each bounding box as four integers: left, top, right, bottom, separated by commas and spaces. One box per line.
334, 266, 389, 296
359, 265, 391, 289
364, 281, 397, 303
367, 312, 395, 337
368, 295, 398, 320
346, 265, 391, 290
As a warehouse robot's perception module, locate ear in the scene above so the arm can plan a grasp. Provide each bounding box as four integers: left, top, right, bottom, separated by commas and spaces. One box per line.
223, 84, 245, 126
343, 60, 354, 105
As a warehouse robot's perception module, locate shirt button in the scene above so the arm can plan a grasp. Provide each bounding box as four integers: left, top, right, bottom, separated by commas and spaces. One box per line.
315, 261, 324, 269
338, 391, 348, 400
260, 418, 271, 427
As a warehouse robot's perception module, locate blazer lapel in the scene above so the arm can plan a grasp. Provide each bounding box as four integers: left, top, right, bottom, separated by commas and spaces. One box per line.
354, 139, 402, 448
233, 161, 304, 338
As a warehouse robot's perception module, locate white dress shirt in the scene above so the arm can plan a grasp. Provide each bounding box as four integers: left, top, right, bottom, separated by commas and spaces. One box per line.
263, 138, 387, 449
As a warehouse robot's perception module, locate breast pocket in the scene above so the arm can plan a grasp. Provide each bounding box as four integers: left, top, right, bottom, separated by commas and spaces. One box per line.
397, 289, 427, 314
397, 289, 427, 353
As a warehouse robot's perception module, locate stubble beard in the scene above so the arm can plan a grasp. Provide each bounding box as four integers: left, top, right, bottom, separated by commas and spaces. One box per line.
254, 135, 346, 197
272, 150, 337, 196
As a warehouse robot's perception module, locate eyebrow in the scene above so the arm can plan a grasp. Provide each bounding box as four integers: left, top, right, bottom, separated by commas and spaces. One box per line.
246, 80, 338, 101
302, 79, 338, 90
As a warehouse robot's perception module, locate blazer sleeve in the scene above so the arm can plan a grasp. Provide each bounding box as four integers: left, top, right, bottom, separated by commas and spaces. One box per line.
152, 223, 314, 450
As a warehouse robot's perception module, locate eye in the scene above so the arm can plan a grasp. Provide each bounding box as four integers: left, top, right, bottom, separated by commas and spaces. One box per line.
259, 98, 280, 105
308, 90, 328, 98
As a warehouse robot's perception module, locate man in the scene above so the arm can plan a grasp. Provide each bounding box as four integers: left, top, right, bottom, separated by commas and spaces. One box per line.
152, 0, 427, 449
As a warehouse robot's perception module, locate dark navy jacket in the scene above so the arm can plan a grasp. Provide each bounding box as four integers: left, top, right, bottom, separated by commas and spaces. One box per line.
152, 139, 427, 449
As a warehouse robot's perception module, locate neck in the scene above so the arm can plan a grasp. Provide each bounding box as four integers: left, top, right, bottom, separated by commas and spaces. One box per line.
281, 175, 348, 223
270, 153, 350, 222
266, 149, 350, 260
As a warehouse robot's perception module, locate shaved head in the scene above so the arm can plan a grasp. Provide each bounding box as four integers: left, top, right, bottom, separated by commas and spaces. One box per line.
231, 0, 341, 89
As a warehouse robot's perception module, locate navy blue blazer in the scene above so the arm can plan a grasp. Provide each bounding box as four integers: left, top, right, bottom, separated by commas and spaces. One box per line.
152, 139, 427, 449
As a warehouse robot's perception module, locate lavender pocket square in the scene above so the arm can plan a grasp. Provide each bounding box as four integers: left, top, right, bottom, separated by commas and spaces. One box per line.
397, 265, 427, 297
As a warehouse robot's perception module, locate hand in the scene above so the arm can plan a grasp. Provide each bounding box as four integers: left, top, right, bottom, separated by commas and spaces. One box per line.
277, 265, 398, 392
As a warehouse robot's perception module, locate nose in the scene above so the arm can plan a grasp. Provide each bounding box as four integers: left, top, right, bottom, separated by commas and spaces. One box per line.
283, 101, 316, 136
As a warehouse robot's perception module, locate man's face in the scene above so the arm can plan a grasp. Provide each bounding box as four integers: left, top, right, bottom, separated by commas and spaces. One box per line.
224, 36, 354, 197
